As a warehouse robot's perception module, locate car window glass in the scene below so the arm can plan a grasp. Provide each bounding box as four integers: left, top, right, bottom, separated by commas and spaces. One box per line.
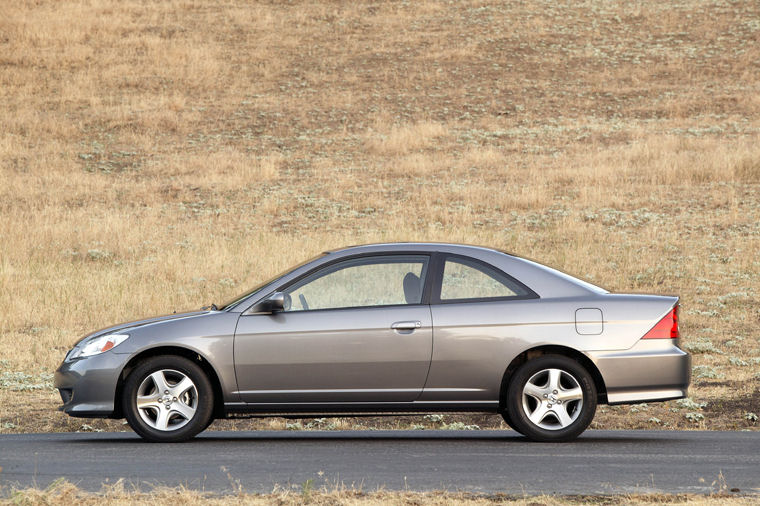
440, 258, 524, 300
284, 256, 428, 311
219, 253, 328, 310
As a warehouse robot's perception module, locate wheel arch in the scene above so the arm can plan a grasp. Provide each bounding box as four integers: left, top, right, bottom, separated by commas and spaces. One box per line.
498, 345, 607, 411
113, 346, 225, 419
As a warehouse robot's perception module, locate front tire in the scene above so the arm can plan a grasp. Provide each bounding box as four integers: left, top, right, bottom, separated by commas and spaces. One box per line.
123, 355, 214, 442
506, 354, 596, 442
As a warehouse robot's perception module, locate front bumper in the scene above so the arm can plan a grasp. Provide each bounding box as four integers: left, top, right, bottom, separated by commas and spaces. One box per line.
586, 339, 691, 405
54, 351, 128, 418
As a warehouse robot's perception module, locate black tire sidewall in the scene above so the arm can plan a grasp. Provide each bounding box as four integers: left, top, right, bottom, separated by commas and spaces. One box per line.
123, 355, 214, 443
500, 407, 524, 435
507, 354, 596, 442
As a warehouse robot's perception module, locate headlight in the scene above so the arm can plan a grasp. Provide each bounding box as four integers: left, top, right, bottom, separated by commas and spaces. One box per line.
67, 334, 129, 361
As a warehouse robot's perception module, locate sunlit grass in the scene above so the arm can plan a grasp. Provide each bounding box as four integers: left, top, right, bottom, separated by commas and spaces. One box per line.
0, 0, 758, 434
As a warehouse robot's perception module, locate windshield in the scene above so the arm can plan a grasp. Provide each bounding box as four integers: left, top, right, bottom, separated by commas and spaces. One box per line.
219, 252, 328, 310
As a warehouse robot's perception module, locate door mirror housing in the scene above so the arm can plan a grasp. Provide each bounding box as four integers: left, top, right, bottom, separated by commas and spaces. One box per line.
248, 292, 287, 314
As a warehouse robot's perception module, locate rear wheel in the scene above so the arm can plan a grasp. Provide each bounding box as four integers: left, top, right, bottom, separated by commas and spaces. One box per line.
500, 406, 523, 435
506, 354, 596, 442
123, 355, 214, 442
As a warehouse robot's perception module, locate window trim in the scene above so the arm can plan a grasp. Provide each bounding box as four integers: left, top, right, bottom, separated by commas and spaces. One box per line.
258, 252, 433, 313
430, 253, 539, 304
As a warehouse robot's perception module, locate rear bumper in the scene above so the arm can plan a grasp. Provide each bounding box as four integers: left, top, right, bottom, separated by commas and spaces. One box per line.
53, 351, 127, 418
585, 339, 691, 405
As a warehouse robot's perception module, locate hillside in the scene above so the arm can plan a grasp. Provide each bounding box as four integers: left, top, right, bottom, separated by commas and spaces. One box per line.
0, 0, 758, 433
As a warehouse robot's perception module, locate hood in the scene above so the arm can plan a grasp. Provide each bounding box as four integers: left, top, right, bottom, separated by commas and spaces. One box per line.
74, 311, 211, 345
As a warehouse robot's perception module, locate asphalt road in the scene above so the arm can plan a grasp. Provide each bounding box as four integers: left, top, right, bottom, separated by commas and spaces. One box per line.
1, 430, 759, 495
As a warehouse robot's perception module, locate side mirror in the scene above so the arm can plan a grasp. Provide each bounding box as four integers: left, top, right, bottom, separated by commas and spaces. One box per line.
248, 292, 287, 314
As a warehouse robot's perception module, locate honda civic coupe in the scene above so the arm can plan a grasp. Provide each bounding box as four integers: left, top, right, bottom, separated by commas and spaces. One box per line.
55, 243, 690, 442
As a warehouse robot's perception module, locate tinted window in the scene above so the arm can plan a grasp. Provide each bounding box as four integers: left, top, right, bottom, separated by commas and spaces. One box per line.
284, 255, 428, 311
440, 258, 530, 301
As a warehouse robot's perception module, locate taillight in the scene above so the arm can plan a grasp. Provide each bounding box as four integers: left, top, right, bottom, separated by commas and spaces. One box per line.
642, 305, 679, 339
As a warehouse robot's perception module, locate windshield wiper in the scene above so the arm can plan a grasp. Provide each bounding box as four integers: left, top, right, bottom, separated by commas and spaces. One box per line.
201, 303, 218, 311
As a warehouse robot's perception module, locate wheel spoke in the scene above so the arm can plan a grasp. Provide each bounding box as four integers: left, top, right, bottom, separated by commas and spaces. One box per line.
547, 369, 562, 392
172, 401, 196, 421
136, 395, 161, 411
558, 387, 583, 401
553, 404, 574, 428
154, 406, 171, 430
523, 382, 546, 400
528, 403, 550, 426
150, 371, 171, 394
171, 376, 195, 398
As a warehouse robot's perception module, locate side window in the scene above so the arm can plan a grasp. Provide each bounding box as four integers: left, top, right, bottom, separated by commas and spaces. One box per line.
440, 257, 531, 301
283, 255, 428, 311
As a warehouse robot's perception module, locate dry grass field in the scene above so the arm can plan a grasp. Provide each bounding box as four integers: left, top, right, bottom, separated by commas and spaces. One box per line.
1, 0, 759, 438
2, 480, 758, 506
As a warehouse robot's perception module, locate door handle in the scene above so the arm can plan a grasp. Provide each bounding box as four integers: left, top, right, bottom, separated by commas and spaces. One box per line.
391, 320, 422, 330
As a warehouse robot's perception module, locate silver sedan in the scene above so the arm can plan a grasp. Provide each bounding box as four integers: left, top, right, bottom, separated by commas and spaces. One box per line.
55, 243, 690, 442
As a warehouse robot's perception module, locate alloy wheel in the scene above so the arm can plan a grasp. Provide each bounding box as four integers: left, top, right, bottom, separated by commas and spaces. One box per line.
521, 368, 584, 430
135, 369, 198, 431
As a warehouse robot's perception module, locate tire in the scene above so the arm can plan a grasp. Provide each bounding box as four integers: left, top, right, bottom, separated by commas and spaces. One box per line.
500, 406, 523, 435
506, 354, 596, 442
122, 355, 214, 443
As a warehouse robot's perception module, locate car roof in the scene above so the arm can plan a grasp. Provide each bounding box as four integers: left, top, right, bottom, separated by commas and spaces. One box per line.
324, 242, 511, 256
323, 242, 608, 296
226, 242, 608, 312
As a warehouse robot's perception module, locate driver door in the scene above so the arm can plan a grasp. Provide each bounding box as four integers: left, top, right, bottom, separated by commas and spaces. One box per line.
233, 254, 433, 404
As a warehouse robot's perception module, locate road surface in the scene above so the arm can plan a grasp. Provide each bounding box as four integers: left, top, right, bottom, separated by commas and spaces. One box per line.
1, 430, 758, 495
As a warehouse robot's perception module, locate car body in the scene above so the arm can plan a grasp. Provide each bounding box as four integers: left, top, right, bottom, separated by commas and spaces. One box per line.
55, 242, 690, 442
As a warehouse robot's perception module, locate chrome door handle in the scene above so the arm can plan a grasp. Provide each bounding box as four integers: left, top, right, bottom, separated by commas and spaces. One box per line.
391, 320, 422, 330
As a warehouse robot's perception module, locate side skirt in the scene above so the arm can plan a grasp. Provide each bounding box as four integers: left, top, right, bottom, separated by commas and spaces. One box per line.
222, 401, 500, 419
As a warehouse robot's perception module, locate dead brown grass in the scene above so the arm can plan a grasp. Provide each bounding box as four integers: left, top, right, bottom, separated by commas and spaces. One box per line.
0, 0, 759, 435
1, 479, 756, 506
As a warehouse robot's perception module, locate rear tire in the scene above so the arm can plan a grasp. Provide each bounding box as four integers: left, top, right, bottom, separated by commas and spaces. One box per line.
500, 407, 523, 435
506, 354, 596, 442
123, 355, 214, 443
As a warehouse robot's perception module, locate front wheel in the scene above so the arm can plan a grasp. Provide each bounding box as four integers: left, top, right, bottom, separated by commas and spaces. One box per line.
506, 355, 596, 442
123, 355, 214, 442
